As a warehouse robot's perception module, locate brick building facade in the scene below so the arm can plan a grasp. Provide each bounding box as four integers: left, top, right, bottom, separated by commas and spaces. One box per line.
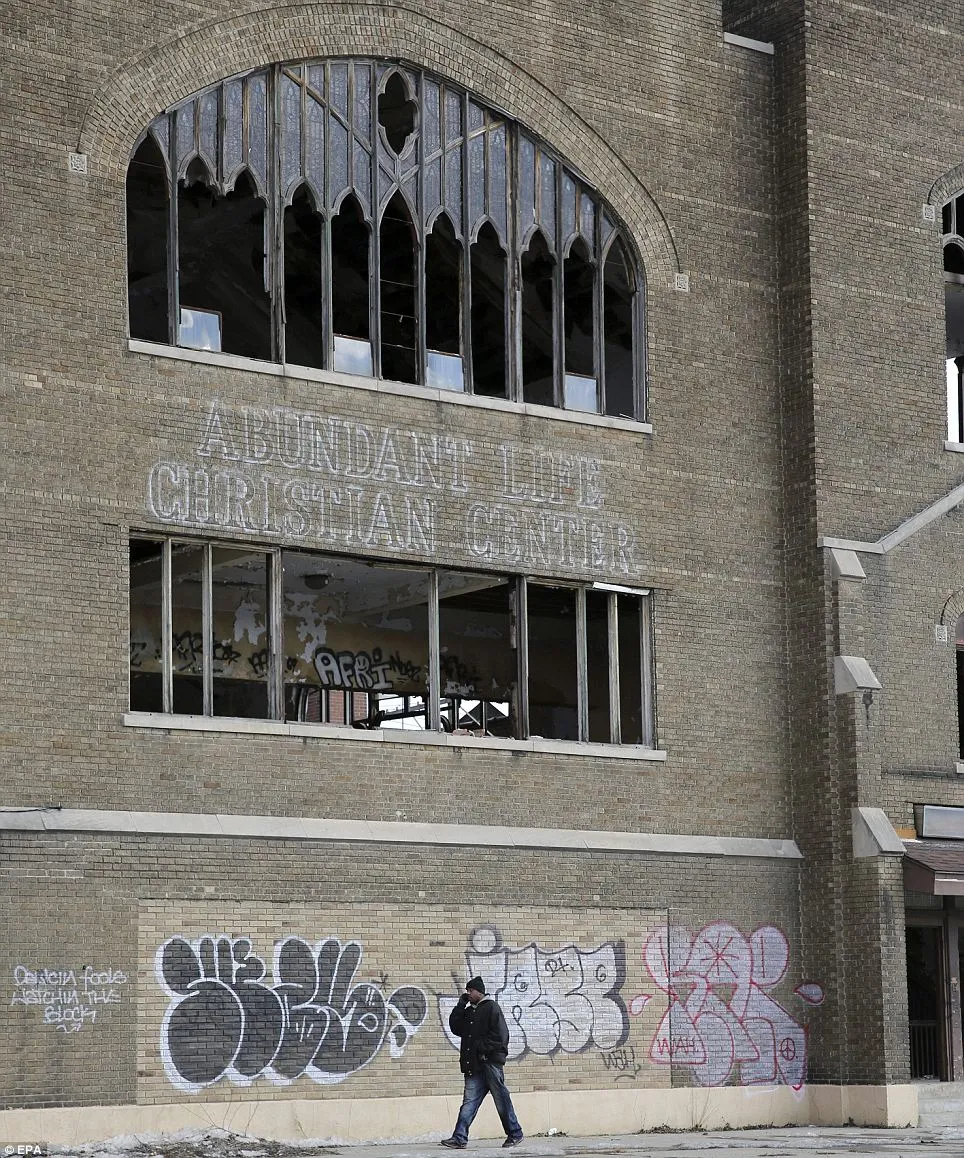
2, 0, 962, 1145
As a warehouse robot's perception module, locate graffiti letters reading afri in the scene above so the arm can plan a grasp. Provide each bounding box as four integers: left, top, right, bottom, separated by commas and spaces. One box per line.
157, 935, 428, 1091
439, 926, 629, 1058
644, 923, 824, 1090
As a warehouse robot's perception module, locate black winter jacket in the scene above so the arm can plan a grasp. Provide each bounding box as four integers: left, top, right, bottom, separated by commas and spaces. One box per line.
448, 995, 510, 1073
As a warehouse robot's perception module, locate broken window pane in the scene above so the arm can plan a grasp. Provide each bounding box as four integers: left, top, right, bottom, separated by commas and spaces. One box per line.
470, 223, 507, 398
438, 574, 518, 737
127, 136, 169, 342
283, 186, 324, 368
946, 243, 964, 443
210, 547, 270, 719
378, 72, 417, 155
380, 192, 418, 383
331, 194, 372, 374
425, 214, 463, 390
526, 583, 578, 740
521, 232, 556, 407
178, 167, 271, 360
617, 594, 644, 744
171, 543, 205, 715
604, 238, 636, 418
586, 589, 611, 743
129, 539, 164, 712
282, 553, 430, 729
563, 239, 597, 412
957, 612, 964, 758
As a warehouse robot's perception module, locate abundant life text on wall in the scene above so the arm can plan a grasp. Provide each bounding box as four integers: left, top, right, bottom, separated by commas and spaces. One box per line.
145, 402, 640, 578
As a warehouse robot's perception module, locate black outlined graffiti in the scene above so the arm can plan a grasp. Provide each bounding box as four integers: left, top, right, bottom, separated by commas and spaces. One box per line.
600, 1045, 641, 1080
387, 651, 423, 683
439, 926, 629, 1059
247, 648, 270, 678
313, 646, 394, 691
130, 640, 148, 668
172, 630, 203, 672
157, 935, 427, 1091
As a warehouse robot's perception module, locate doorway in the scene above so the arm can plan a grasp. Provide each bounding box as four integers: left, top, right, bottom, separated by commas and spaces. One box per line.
905, 908, 964, 1081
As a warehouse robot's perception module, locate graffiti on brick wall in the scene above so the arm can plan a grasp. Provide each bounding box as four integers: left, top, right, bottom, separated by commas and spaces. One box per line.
439, 926, 629, 1058
643, 923, 824, 1090
10, 964, 129, 1034
157, 935, 428, 1091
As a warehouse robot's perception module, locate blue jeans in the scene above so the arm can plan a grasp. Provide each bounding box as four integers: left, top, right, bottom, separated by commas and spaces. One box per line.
453, 1063, 523, 1142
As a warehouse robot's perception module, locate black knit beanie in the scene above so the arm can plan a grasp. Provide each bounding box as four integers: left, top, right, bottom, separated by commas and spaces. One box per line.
466, 976, 486, 994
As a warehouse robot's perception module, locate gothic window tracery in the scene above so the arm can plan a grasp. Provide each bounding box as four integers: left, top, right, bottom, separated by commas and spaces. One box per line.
127, 58, 645, 420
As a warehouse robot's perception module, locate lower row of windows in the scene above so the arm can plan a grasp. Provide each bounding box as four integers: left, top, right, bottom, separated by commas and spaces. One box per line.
130, 537, 656, 745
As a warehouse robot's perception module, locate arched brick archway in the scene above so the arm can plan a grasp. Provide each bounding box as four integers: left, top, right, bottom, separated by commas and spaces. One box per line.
77, 2, 679, 286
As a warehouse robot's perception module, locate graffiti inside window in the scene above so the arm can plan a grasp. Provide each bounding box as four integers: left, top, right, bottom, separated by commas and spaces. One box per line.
126, 59, 644, 419
129, 538, 655, 745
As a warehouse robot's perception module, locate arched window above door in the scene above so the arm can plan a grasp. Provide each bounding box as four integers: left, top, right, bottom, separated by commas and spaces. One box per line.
126, 58, 646, 420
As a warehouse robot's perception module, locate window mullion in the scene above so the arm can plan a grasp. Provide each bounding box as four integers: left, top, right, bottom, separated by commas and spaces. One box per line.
427, 569, 441, 731
269, 549, 284, 720
608, 592, 620, 744
202, 543, 213, 716
269, 66, 284, 363
461, 91, 473, 395
553, 164, 564, 408
576, 586, 588, 741
595, 208, 605, 415
161, 538, 173, 714
507, 124, 519, 401
416, 75, 429, 386
641, 595, 655, 748
516, 577, 529, 739
167, 115, 180, 346
371, 66, 383, 378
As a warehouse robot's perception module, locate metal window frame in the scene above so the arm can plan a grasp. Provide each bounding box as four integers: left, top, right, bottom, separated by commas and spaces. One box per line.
131, 534, 657, 747
135, 58, 645, 419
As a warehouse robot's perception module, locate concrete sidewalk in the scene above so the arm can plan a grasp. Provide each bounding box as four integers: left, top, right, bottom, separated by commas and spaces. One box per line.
51, 1125, 964, 1158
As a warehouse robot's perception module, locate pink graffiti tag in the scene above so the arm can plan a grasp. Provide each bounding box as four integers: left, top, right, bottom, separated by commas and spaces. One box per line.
644, 923, 823, 1090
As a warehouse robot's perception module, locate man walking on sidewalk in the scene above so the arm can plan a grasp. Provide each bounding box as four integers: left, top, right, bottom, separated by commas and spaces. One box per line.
441, 976, 524, 1149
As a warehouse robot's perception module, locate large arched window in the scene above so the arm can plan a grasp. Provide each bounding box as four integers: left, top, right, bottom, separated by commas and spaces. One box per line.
126, 59, 646, 420
943, 195, 964, 442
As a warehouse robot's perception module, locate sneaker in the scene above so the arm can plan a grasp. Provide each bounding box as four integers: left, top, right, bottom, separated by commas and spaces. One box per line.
502, 1138, 524, 1148
440, 1140, 467, 1149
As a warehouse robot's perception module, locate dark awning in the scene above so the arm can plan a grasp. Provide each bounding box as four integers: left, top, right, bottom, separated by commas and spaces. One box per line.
903, 839, 964, 895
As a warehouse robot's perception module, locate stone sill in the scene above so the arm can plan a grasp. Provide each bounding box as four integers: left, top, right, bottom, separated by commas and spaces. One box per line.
128, 339, 654, 436
123, 712, 667, 762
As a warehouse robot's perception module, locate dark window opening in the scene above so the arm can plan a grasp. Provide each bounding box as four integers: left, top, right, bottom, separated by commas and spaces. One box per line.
170, 543, 205, 715
331, 194, 372, 375
617, 593, 644, 745
470, 223, 507, 398
563, 239, 596, 413
210, 547, 270, 720
380, 192, 418, 383
438, 576, 517, 737
425, 214, 463, 390
283, 187, 324, 368
178, 166, 271, 360
586, 589, 611, 743
526, 583, 579, 741
521, 232, 556, 407
378, 72, 417, 155
604, 239, 636, 419
126, 136, 169, 343
946, 243, 964, 444
956, 612, 964, 758
129, 538, 164, 712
